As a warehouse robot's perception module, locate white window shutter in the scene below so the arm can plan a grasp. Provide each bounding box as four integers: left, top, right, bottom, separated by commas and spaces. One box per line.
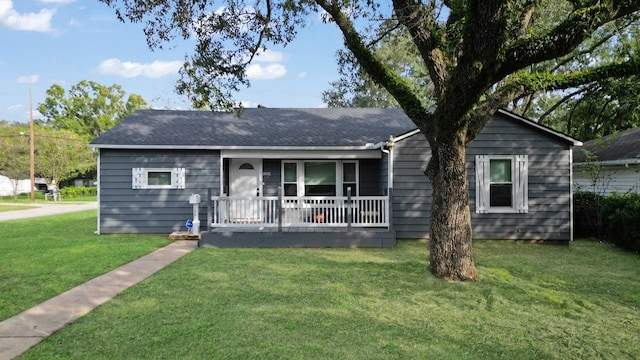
174, 168, 186, 189
132, 168, 145, 189
475, 156, 489, 214
514, 155, 529, 213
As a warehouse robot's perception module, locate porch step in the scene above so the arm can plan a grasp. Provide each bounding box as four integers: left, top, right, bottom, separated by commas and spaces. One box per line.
169, 231, 201, 241
198, 228, 396, 248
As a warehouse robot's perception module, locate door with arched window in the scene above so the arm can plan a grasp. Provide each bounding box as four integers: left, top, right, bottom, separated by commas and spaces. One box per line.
230, 159, 262, 222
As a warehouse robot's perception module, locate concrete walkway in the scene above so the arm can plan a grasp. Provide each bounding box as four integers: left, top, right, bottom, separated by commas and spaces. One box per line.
0, 200, 194, 358
0, 202, 97, 222
0, 240, 197, 359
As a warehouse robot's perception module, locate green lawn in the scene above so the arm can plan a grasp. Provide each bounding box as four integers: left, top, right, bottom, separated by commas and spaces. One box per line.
0, 192, 97, 203
0, 204, 34, 212
19, 238, 640, 359
0, 211, 169, 320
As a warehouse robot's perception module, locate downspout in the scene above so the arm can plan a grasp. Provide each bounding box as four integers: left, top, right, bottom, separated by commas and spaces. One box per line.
569, 147, 574, 242
380, 136, 395, 231
380, 136, 395, 192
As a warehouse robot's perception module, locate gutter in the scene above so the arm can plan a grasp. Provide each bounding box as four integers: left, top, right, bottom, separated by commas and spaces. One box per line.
574, 158, 640, 167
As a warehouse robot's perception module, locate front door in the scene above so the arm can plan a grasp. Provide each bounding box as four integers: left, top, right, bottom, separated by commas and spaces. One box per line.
229, 159, 262, 222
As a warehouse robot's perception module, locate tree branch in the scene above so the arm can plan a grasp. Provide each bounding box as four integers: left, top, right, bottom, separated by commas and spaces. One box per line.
538, 88, 588, 125
314, 0, 434, 137
519, 58, 640, 93
499, 0, 640, 79
392, 0, 448, 96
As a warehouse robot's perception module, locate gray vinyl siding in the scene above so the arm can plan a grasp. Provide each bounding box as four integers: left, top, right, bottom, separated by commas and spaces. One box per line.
392, 133, 431, 239
392, 116, 573, 241
468, 117, 572, 240
99, 149, 220, 234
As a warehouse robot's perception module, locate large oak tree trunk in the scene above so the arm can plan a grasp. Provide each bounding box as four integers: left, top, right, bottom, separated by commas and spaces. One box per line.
426, 131, 478, 281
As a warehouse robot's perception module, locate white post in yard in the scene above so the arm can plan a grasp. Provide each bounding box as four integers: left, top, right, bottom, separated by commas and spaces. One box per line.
189, 194, 201, 235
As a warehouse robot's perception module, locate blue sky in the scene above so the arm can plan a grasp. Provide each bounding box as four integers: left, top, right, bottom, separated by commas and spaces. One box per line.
1, 0, 345, 123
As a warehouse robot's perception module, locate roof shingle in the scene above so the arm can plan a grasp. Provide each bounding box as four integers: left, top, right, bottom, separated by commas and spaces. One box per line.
90, 108, 417, 148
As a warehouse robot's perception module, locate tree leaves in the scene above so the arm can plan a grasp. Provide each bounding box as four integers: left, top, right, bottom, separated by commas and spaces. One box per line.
37, 80, 148, 141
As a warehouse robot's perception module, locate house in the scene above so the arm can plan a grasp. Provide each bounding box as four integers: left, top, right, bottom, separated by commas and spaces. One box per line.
89, 108, 582, 247
573, 127, 640, 196
0, 175, 47, 197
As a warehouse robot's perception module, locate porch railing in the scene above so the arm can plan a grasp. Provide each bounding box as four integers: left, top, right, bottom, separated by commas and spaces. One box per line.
208, 193, 389, 229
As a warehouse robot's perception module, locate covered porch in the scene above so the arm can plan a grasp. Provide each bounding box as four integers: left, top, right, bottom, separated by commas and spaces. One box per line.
198, 191, 396, 247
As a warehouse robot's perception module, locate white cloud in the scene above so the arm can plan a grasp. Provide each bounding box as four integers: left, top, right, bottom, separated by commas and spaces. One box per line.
16, 74, 39, 84
240, 100, 259, 108
297, 72, 308, 79
253, 49, 285, 63
97, 58, 182, 78
246, 63, 286, 80
39, 0, 75, 3
0, 0, 55, 32
7, 104, 22, 111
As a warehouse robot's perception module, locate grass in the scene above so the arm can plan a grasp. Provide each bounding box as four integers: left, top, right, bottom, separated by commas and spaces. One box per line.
0, 211, 169, 320
0, 204, 34, 212
0, 192, 97, 203
18, 239, 640, 359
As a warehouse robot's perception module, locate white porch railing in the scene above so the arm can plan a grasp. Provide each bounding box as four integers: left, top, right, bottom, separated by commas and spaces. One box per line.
209, 195, 389, 228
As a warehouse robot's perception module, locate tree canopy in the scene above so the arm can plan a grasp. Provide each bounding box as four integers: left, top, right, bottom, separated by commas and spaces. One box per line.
0, 122, 95, 194
100, 0, 640, 281
37, 80, 148, 141
323, 5, 640, 143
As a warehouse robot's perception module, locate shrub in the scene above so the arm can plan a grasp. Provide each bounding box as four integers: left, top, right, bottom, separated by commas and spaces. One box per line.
601, 193, 640, 253
573, 191, 605, 238
60, 186, 97, 199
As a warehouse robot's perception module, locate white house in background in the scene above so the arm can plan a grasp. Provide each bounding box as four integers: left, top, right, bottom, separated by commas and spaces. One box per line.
0, 175, 47, 197
573, 127, 640, 196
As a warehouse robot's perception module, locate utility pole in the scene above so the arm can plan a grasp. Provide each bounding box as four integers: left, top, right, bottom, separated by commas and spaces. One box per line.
29, 84, 35, 202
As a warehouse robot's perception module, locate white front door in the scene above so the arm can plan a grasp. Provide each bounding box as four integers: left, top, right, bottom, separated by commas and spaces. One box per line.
230, 159, 262, 221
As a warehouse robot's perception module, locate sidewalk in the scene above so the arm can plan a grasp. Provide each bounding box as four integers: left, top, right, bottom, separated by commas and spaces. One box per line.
0, 202, 197, 358
0, 240, 197, 360
0, 202, 97, 222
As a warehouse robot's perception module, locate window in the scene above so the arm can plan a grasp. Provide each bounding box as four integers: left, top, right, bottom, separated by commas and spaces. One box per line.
489, 159, 512, 207
283, 162, 298, 196
475, 155, 528, 213
132, 168, 186, 189
343, 162, 357, 196
147, 171, 172, 186
304, 162, 336, 196
282, 161, 358, 197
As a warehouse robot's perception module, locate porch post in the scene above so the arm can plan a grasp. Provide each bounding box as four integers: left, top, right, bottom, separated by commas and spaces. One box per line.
278, 186, 283, 232
207, 188, 212, 232
347, 187, 352, 232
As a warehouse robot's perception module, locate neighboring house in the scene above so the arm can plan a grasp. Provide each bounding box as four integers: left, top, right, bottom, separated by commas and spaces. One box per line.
89, 108, 581, 247
573, 127, 640, 196
0, 175, 47, 197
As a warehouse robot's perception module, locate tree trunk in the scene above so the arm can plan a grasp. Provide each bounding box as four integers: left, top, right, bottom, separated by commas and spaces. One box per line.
426, 131, 478, 281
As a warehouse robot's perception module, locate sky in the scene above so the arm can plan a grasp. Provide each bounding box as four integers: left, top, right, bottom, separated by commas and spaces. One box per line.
0, 0, 345, 123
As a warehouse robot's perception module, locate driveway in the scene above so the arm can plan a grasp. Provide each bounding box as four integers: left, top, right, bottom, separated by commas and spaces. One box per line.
0, 202, 97, 222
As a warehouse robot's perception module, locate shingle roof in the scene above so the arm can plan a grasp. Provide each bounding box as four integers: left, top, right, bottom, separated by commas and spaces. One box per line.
89, 108, 416, 148
573, 126, 640, 163
90, 107, 582, 150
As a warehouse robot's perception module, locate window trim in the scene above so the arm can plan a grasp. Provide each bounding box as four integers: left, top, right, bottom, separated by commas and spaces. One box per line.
281, 160, 359, 197
476, 155, 528, 214
132, 167, 186, 190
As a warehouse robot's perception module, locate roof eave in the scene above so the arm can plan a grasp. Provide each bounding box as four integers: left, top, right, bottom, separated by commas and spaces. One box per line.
496, 109, 583, 146
574, 158, 640, 167
88, 144, 376, 151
